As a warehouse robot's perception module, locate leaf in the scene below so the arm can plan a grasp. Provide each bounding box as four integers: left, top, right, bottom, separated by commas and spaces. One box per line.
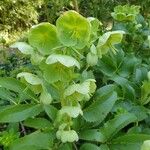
99, 144, 110, 150
43, 81, 60, 100
79, 129, 105, 142
0, 77, 36, 101
118, 54, 139, 77
17, 72, 42, 85
140, 81, 150, 105
99, 113, 137, 142
96, 84, 116, 96
10, 42, 34, 55
97, 55, 117, 76
83, 91, 117, 122
28, 22, 60, 55
59, 143, 73, 150
23, 118, 52, 129
9, 131, 54, 150
80, 143, 100, 150
129, 106, 148, 121
43, 105, 58, 121
0, 104, 43, 123
0, 87, 15, 102
112, 134, 150, 144
56, 10, 91, 49
80, 113, 136, 143
111, 134, 150, 150
46, 54, 80, 69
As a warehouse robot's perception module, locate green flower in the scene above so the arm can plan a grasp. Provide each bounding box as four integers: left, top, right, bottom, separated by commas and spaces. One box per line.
97, 31, 125, 58
111, 5, 140, 22
64, 79, 96, 101
46, 54, 80, 69
56, 129, 79, 143
141, 140, 150, 150
17, 72, 42, 85
59, 103, 83, 118
56, 10, 91, 49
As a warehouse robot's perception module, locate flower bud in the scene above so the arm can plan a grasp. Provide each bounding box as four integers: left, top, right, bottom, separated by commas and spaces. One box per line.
86, 52, 98, 66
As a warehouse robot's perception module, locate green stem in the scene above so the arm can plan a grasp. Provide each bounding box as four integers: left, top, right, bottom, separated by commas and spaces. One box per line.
72, 0, 79, 12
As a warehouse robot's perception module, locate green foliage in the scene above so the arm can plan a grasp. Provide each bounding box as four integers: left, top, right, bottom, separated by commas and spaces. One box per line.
0, 5, 150, 150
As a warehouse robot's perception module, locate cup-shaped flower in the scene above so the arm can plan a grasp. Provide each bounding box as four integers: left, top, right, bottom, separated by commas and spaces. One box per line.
97, 31, 125, 58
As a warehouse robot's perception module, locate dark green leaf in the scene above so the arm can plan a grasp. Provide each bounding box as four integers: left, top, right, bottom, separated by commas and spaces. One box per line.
83, 91, 117, 122
80, 143, 100, 150
0, 77, 37, 101
0, 104, 43, 123
43, 105, 58, 121
9, 131, 54, 150
23, 118, 52, 129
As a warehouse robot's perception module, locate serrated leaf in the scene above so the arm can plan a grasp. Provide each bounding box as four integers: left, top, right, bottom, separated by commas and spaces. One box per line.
28, 22, 60, 55
46, 54, 80, 69
83, 91, 117, 122
0, 104, 43, 123
111, 134, 150, 150
99, 113, 137, 142
10, 42, 34, 55
80, 113, 137, 143
56, 10, 91, 49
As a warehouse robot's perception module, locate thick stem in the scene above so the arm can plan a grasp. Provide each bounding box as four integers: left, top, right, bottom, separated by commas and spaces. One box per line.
72, 0, 79, 12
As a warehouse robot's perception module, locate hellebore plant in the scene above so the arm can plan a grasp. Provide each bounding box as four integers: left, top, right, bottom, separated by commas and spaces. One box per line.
0, 7, 150, 150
